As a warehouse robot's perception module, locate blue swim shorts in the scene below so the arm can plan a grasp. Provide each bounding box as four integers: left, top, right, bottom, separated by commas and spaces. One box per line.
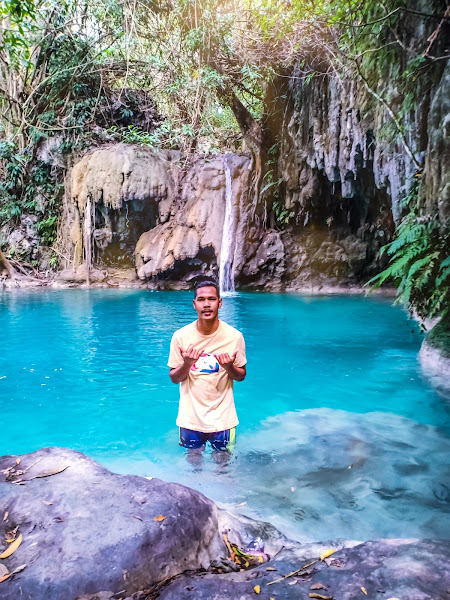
179, 427, 236, 451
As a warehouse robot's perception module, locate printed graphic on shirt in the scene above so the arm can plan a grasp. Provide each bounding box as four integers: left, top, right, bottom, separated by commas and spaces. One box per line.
191, 353, 219, 374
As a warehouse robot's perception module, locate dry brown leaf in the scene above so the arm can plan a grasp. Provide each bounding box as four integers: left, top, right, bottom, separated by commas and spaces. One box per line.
2, 513, 7, 522
309, 594, 333, 600
320, 548, 337, 561
28, 465, 69, 480
42, 501, 52, 506
154, 515, 165, 522
0, 574, 11, 583
310, 583, 326, 590
288, 580, 297, 585
361, 587, 367, 595
254, 585, 260, 594
266, 567, 277, 571
0, 534, 22, 559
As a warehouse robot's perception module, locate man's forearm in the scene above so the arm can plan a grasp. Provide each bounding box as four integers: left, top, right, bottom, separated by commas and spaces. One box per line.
169, 363, 191, 384
223, 364, 246, 382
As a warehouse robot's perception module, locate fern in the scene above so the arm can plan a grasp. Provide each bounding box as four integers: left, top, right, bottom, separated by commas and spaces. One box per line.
368, 181, 450, 320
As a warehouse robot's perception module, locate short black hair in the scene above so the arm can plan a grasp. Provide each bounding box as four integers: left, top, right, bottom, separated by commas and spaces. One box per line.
194, 279, 220, 298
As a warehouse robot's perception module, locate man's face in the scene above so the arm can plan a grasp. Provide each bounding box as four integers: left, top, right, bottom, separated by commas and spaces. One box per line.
193, 286, 222, 321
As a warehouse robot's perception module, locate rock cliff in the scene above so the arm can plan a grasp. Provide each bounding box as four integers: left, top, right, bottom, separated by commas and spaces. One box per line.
48, 29, 448, 291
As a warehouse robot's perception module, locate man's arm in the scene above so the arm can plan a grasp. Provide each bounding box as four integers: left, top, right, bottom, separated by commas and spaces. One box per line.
169, 344, 204, 384
214, 352, 246, 382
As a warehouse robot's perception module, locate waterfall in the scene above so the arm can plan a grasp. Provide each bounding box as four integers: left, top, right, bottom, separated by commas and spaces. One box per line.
219, 161, 236, 294
83, 195, 94, 286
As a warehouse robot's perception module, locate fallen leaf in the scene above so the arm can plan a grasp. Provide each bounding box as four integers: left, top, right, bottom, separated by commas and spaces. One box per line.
258, 556, 264, 563
2, 513, 7, 522
5, 539, 15, 544
309, 594, 333, 600
311, 583, 326, 590
361, 587, 367, 595
320, 548, 337, 561
145, 477, 153, 480
16, 459, 20, 465
11, 564, 26, 575
42, 501, 52, 506
254, 585, 260, 594
28, 465, 69, 480
289, 580, 297, 585
0, 574, 11, 583
266, 567, 277, 571
154, 515, 165, 522
0, 534, 22, 559
133, 516, 143, 521
53, 516, 65, 523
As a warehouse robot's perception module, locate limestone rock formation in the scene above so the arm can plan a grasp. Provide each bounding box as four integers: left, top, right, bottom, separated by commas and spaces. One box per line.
135, 154, 250, 287
60, 144, 180, 273
420, 314, 450, 398
422, 62, 450, 228
0, 447, 222, 600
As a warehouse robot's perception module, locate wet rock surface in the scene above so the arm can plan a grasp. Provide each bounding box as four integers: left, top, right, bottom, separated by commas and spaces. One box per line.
135, 154, 251, 286
157, 539, 450, 600
0, 447, 222, 600
1, 447, 449, 600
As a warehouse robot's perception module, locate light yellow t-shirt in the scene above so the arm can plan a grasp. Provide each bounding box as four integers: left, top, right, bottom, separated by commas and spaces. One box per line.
168, 320, 247, 433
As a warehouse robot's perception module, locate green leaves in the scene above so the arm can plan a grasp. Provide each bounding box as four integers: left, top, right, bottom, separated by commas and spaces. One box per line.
369, 180, 450, 320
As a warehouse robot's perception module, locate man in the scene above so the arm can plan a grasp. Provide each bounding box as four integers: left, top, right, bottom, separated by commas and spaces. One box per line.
168, 280, 246, 453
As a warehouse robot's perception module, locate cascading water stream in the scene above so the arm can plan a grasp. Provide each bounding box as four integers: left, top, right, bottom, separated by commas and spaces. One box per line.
219, 161, 236, 294
83, 195, 94, 286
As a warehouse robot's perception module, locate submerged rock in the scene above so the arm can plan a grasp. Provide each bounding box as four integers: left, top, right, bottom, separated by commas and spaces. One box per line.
0, 447, 222, 600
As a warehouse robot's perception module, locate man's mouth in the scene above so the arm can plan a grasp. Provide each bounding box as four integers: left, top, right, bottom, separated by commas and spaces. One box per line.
203, 310, 212, 315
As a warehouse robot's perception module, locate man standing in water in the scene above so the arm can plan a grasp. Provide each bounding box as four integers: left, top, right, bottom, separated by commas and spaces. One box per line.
168, 280, 246, 453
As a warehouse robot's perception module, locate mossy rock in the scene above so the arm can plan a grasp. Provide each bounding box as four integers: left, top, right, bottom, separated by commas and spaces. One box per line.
426, 313, 450, 358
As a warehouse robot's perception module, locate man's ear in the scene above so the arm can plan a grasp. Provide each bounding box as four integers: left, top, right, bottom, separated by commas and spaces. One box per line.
219, 298, 223, 308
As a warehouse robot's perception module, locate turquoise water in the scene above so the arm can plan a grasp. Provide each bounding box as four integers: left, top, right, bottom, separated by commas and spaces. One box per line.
1, 290, 449, 541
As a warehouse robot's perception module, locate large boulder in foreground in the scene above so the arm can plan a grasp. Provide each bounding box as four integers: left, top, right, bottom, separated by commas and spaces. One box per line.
0, 448, 222, 600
